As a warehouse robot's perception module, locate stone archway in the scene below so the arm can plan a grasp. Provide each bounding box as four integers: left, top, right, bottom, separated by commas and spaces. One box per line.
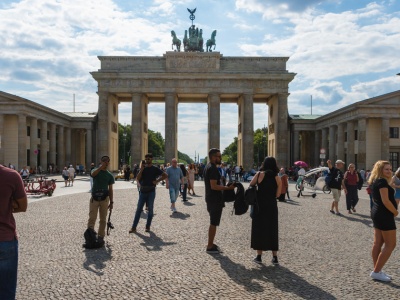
91, 52, 295, 171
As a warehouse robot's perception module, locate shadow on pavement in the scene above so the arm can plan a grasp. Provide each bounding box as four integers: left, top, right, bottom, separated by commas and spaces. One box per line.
170, 211, 190, 219
211, 255, 336, 299
340, 214, 373, 227
83, 243, 113, 276
182, 201, 195, 206
135, 232, 177, 251
277, 200, 301, 206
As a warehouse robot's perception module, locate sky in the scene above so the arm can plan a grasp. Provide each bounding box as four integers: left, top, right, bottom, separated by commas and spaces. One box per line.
1, 0, 400, 160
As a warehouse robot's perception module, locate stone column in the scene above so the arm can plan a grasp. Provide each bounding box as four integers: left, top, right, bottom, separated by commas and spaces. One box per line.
337, 123, 345, 161
358, 118, 367, 170
238, 93, 254, 171
208, 94, 220, 150
275, 93, 289, 167
293, 130, 300, 162
381, 118, 390, 161
18, 114, 27, 170
86, 128, 92, 170
49, 123, 56, 166
57, 125, 64, 169
328, 125, 336, 161
131, 93, 144, 165
321, 127, 328, 155
347, 121, 355, 165
40, 120, 48, 171
97, 92, 109, 160
0, 114, 4, 164
65, 127, 71, 165
30, 117, 38, 169
315, 130, 321, 165
165, 93, 178, 163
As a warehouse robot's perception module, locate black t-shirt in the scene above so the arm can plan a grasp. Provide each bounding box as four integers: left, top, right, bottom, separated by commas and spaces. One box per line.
139, 165, 163, 187
204, 163, 222, 203
329, 167, 343, 189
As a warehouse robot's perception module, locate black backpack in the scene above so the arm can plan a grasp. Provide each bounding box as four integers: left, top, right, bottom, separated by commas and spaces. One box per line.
222, 182, 236, 202
83, 228, 104, 249
357, 172, 364, 190
324, 171, 332, 187
232, 182, 248, 215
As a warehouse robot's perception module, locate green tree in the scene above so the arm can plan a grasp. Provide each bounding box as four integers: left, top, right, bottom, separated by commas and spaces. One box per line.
178, 151, 193, 165
222, 137, 238, 165
148, 129, 164, 158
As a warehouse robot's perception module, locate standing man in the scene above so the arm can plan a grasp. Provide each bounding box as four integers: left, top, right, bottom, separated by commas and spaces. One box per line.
204, 148, 235, 253
327, 159, 346, 215
88, 156, 115, 245
166, 158, 184, 213
129, 153, 167, 233
0, 164, 28, 299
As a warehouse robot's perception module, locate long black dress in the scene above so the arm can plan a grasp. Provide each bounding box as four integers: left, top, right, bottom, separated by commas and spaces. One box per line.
251, 170, 279, 251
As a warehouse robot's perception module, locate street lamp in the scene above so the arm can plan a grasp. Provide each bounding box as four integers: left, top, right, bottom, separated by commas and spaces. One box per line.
123, 129, 127, 164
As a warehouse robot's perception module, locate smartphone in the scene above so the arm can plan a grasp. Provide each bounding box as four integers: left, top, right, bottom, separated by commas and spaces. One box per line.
142, 160, 146, 166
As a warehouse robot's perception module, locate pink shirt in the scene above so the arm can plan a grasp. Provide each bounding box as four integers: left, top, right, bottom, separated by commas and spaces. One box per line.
0, 165, 27, 241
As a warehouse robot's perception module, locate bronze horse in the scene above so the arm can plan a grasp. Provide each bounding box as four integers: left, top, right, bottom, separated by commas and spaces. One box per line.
206, 30, 217, 52
171, 30, 181, 52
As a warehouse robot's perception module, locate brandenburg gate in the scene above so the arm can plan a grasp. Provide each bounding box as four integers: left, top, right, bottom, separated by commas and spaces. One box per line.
91, 52, 295, 170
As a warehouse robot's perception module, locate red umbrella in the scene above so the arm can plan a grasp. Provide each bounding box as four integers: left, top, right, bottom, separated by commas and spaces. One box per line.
294, 161, 308, 168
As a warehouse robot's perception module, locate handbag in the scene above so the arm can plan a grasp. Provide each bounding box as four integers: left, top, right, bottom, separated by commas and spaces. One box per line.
244, 173, 259, 205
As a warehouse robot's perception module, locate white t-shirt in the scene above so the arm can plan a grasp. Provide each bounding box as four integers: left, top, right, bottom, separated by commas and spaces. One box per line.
68, 167, 75, 176
298, 168, 306, 176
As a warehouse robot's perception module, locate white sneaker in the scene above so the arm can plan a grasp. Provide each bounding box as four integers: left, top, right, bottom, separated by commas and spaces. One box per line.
173, 207, 177, 213
381, 270, 392, 280
370, 271, 391, 282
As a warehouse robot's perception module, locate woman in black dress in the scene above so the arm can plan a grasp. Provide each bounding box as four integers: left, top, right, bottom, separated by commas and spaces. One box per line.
368, 160, 398, 282
249, 156, 282, 264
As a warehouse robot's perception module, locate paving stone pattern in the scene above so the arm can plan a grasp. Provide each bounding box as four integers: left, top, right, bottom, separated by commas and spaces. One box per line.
15, 181, 400, 299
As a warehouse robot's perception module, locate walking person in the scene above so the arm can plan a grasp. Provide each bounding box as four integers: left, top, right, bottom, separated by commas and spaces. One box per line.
204, 148, 235, 254
180, 164, 189, 202
278, 167, 289, 202
344, 163, 359, 214
0, 163, 28, 299
129, 153, 167, 233
188, 163, 196, 195
62, 167, 69, 187
390, 168, 400, 206
166, 158, 184, 213
87, 156, 115, 246
368, 160, 398, 282
67, 164, 75, 187
89, 163, 95, 192
327, 159, 346, 215
250, 157, 282, 265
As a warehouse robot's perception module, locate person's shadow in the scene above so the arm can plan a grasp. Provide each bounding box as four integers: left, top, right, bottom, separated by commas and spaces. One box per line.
83, 243, 113, 276
170, 211, 190, 220
211, 255, 336, 299
135, 232, 177, 251
340, 213, 373, 227
182, 201, 195, 206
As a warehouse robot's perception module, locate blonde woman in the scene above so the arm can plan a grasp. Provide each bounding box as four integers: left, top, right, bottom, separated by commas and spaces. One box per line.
368, 160, 398, 282
390, 168, 400, 206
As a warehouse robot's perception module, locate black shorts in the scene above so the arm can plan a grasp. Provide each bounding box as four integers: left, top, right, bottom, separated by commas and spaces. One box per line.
206, 201, 224, 226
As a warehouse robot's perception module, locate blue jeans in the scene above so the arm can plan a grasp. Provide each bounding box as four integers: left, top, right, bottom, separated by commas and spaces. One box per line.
0, 239, 18, 300
169, 187, 180, 203
132, 191, 155, 228
180, 184, 188, 201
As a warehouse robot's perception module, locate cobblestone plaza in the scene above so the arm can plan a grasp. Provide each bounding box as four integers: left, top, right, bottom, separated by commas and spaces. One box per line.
16, 179, 400, 299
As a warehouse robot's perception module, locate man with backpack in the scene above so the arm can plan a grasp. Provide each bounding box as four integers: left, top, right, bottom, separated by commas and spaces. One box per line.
85, 155, 115, 248
327, 159, 346, 215
204, 148, 235, 254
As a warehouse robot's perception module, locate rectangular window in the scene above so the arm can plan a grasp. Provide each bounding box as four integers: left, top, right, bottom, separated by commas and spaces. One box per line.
38, 129, 41, 138
389, 127, 399, 138
27, 149, 30, 166
354, 130, 358, 140
390, 152, 399, 170
27, 126, 30, 136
